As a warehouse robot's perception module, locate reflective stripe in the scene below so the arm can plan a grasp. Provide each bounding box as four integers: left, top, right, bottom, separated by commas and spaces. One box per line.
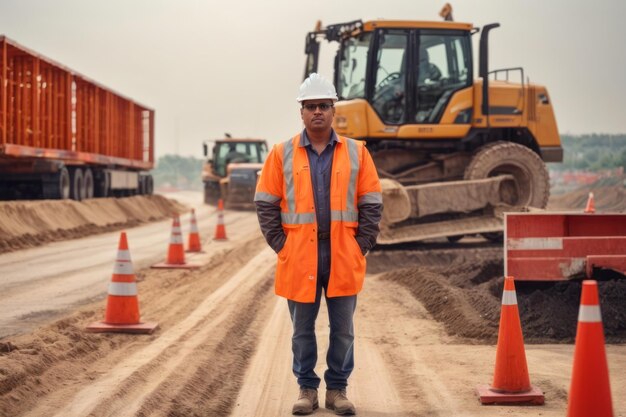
578, 305, 602, 323
216, 213, 225, 225
502, 290, 517, 306
281, 136, 361, 227
254, 191, 281, 204
108, 282, 137, 296
116, 249, 131, 262
170, 232, 183, 244
346, 138, 359, 213
281, 212, 316, 225
358, 192, 383, 205
331, 210, 359, 222
113, 260, 134, 275
190, 222, 199, 233
508, 238, 563, 250
283, 139, 295, 213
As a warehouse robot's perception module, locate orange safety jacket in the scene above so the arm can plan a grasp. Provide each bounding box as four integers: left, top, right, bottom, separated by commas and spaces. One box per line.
255, 133, 382, 303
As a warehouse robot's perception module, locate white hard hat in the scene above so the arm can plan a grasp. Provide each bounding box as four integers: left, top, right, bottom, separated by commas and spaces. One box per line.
296, 73, 338, 102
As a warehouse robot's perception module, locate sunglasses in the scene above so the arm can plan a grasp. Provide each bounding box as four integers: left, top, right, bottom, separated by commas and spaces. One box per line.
302, 103, 334, 112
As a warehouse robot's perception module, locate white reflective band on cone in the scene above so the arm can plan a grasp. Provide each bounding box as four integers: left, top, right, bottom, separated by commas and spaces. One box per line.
170, 233, 183, 244
217, 213, 224, 224
190, 223, 199, 233
578, 305, 602, 323
113, 260, 134, 275
502, 290, 518, 305
116, 249, 131, 262
108, 282, 138, 296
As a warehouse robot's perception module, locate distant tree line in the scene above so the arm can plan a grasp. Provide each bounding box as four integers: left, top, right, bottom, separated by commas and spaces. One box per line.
152, 155, 204, 190
151, 134, 625, 189
551, 134, 626, 171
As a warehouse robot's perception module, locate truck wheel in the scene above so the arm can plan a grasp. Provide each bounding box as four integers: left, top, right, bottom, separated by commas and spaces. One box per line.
70, 168, 85, 201
447, 235, 464, 243
94, 171, 110, 198
42, 167, 70, 199
144, 175, 154, 195
464, 141, 550, 209
83, 169, 94, 200
204, 182, 220, 205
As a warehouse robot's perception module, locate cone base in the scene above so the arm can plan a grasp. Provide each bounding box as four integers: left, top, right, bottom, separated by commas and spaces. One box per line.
476, 384, 544, 405
213, 237, 228, 241
151, 261, 200, 270
185, 249, 205, 253
86, 321, 159, 334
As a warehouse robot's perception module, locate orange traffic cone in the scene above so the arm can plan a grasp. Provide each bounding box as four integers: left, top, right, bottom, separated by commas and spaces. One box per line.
87, 232, 158, 334
186, 209, 203, 253
584, 192, 596, 214
476, 276, 544, 404
214, 199, 228, 241
152, 215, 200, 269
567, 280, 613, 417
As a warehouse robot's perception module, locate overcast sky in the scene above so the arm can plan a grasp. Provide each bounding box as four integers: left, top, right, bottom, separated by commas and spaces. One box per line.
1, 0, 624, 158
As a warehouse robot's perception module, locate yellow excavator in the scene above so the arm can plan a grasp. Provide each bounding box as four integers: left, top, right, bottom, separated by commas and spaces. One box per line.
303, 5, 562, 243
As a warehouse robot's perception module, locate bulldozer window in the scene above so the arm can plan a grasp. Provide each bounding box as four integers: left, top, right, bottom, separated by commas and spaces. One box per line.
215, 143, 259, 176
372, 30, 408, 125
338, 32, 372, 100
415, 32, 471, 123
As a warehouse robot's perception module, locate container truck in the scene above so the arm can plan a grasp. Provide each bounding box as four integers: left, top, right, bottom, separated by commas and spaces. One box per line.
0, 36, 154, 200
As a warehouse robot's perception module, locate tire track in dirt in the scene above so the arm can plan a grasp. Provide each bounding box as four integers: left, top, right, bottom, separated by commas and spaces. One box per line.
39, 247, 276, 417
233, 279, 406, 416
357, 275, 466, 417
230, 298, 293, 416
1, 218, 267, 417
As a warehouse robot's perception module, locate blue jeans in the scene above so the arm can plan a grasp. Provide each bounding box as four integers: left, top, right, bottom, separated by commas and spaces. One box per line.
287, 240, 357, 390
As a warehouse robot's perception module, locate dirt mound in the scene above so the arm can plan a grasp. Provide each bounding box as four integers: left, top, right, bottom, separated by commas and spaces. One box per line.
0, 236, 272, 417
549, 183, 626, 212
0, 195, 187, 253
369, 247, 626, 344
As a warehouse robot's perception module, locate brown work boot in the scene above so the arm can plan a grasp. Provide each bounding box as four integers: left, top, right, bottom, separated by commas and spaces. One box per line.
292, 388, 319, 415
325, 389, 356, 415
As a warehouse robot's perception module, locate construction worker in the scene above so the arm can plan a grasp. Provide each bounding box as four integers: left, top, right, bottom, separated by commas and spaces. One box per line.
418, 47, 442, 83
254, 73, 383, 415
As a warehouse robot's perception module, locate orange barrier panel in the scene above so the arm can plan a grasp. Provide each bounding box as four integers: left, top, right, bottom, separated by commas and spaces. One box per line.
505, 213, 626, 281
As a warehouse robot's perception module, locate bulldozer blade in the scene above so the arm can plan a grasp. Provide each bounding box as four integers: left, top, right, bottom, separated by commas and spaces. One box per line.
377, 215, 503, 245
381, 175, 515, 225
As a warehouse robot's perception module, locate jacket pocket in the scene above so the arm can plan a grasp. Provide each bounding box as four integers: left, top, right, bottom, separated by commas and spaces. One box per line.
278, 224, 301, 261
344, 224, 365, 260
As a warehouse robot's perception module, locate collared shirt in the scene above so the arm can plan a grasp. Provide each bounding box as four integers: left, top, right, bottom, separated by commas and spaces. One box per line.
300, 128, 339, 235
255, 131, 382, 258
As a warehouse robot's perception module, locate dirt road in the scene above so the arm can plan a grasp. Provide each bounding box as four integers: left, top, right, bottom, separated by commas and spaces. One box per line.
1, 191, 625, 416
0, 194, 255, 338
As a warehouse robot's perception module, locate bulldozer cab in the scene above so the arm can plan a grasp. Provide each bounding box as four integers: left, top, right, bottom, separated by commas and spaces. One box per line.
204, 139, 268, 178
305, 20, 474, 127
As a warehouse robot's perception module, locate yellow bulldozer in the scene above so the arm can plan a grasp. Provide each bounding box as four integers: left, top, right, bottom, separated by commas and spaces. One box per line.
304, 6, 562, 243
202, 136, 268, 209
